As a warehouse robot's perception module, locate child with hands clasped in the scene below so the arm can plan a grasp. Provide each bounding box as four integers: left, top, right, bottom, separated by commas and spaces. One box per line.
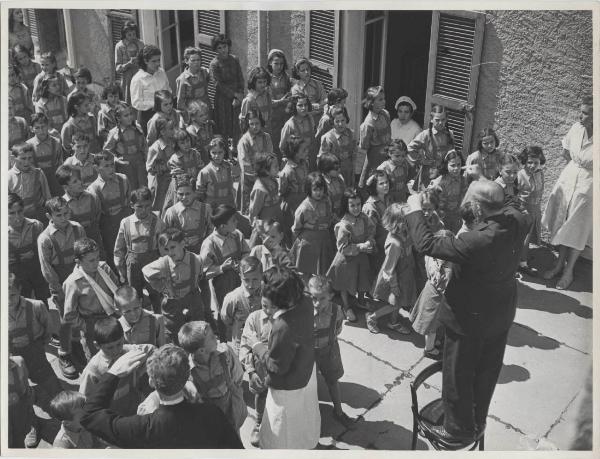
429, 150, 468, 234
466, 128, 504, 180
319, 105, 356, 187
377, 139, 411, 204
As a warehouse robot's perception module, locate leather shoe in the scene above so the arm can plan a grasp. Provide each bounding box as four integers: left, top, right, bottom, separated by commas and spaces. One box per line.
425, 424, 475, 444
59, 354, 79, 380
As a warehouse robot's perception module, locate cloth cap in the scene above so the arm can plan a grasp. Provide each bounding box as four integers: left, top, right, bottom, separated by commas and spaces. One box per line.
267, 49, 285, 62
394, 96, 417, 111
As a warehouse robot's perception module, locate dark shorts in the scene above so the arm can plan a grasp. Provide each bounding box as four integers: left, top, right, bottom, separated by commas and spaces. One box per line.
315, 340, 344, 382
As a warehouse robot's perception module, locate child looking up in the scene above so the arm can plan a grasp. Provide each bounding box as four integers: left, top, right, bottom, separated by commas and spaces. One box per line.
28, 113, 63, 196
429, 149, 467, 233
62, 132, 98, 187
61, 92, 100, 156
196, 136, 236, 208
97, 83, 122, 142
291, 57, 326, 126
466, 128, 504, 180
240, 66, 273, 134
319, 105, 356, 186
49, 391, 100, 449
176, 47, 211, 114
114, 286, 165, 347
146, 90, 185, 146
280, 95, 317, 170
319, 153, 346, 218
34, 76, 68, 134
377, 139, 411, 204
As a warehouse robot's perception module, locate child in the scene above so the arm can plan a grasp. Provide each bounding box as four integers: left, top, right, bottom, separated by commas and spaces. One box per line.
143, 228, 211, 343
114, 285, 165, 347
308, 276, 352, 426
9, 64, 34, 122
291, 57, 326, 127
410, 229, 455, 360
62, 132, 98, 188
37, 197, 87, 378
104, 102, 148, 191
280, 94, 317, 170
316, 88, 349, 141
8, 193, 49, 301
200, 205, 250, 340
178, 321, 247, 433
8, 355, 37, 448
249, 219, 293, 272
390, 96, 422, 146
114, 187, 165, 312
238, 109, 274, 214
292, 172, 335, 281
319, 105, 356, 186
32, 51, 70, 102
279, 136, 310, 238
429, 149, 468, 233
49, 391, 100, 448
57, 165, 104, 256
196, 136, 237, 208
377, 139, 411, 204
267, 49, 292, 158
114, 20, 144, 105
87, 151, 132, 271
146, 90, 185, 146
186, 100, 215, 164
163, 174, 212, 254
8, 96, 30, 151
458, 201, 476, 235
518, 146, 546, 275
327, 189, 375, 322
366, 203, 417, 334
407, 104, 455, 190
34, 76, 68, 134
27, 113, 64, 196
221, 256, 263, 352
8, 143, 51, 223
466, 127, 504, 180
63, 237, 120, 361
176, 47, 211, 115
97, 83, 122, 143
13, 43, 41, 93
362, 170, 391, 284
67, 67, 101, 117
495, 153, 520, 197
240, 66, 273, 134
147, 118, 175, 212
61, 92, 100, 156
248, 153, 281, 239
357, 86, 392, 188
8, 273, 62, 400
79, 317, 153, 416
319, 153, 346, 218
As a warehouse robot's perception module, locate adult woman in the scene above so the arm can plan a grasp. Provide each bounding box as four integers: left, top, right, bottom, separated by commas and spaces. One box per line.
130, 44, 171, 134
209, 34, 245, 145
541, 96, 593, 290
9, 9, 34, 54
267, 49, 292, 159
390, 96, 421, 146
252, 266, 320, 449
114, 20, 145, 105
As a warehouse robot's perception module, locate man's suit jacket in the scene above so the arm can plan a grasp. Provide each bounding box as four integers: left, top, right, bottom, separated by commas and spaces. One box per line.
80, 373, 244, 449
407, 200, 531, 337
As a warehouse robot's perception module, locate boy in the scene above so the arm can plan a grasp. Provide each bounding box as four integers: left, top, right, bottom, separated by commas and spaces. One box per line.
178, 321, 247, 433
8, 96, 31, 150
176, 47, 211, 114
142, 228, 211, 344
79, 317, 154, 416
8, 143, 52, 224
114, 285, 166, 347
87, 150, 132, 272
97, 83, 121, 142
37, 196, 87, 379
27, 113, 64, 196
308, 276, 353, 427
239, 284, 276, 446
8, 193, 49, 301
49, 391, 100, 448
220, 256, 262, 352
62, 132, 98, 188
8, 355, 38, 448
9, 65, 34, 122
63, 238, 120, 361
249, 219, 293, 272
114, 187, 165, 312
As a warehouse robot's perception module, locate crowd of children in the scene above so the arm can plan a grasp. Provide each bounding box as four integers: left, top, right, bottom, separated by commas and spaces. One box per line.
7, 23, 548, 450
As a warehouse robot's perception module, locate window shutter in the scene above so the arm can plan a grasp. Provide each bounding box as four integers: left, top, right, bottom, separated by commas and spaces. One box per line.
24, 9, 39, 41
424, 11, 485, 155
305, 10, 340, 92
194, 10, 225, 105
108, 10, 138, 84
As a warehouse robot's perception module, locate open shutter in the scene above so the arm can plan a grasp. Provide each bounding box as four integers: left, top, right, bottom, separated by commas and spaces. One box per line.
305, 10, 340, 92
23, 9, 39, 52
194, 10, 225, 105
424, 11, 485, 155
108, 9, 138, 83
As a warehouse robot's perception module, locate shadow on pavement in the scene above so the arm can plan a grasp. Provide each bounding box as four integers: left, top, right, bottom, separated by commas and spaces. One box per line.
497, 364, 531, 384
338, 418, 429, 450
507, 323, 561, 350
517, 283, 592, 319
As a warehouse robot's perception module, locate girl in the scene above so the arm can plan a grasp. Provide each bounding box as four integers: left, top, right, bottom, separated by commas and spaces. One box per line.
176, 47, 211, 115
410, 229, 454, 359
115, 20, 145, 105
8, 65, 34, 123
316, 88, 349, 141
518, 146, 546, 275
279, 136, 310, 242
186, 100, 215, 165
209, 34, 245, 144
61, 92, 100, 156
146, 118, 175, 212
240, 67, 273, 134
67, 67, 101, 117
495, 153, 520, 198
97, 83, 122, 143
291, 57, 326, 127
376, 139, 411, 204
390, 96, 421, 146
466, 127, 504, 180
280, 95, 317, 170
319, 153, 346, 219
362, 170, 391, 284
429, 150, 468, 233
238, 109, 274, 214
366, 203, 417, 334
327, 189, 375, 322
407, 104, 454, 190
319, 106, 356, 187
8, 97, 30, 150
32, 51, 70, 102
292, 172, 335, 281
267, 49, 292, 159
248, 153, 282, 245
196, 136, 236, 208
146, 90, 185, 146
357, 86, 392, 188
34, 76, 68, 135
13, 44, 41, 93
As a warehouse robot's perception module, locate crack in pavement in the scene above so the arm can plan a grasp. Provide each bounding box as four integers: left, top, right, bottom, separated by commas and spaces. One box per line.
542, 390, 581, 439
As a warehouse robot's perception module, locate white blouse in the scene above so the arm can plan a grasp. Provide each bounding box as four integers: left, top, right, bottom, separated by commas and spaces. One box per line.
130, 68, 171, 111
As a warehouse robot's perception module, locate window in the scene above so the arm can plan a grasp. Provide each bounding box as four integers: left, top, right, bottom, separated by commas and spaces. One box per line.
194, 10, 225, 103
305, 10, 340, 92
108, 10, 138, 82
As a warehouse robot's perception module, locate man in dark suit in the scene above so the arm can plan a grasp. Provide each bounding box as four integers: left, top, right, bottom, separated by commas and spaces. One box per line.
80, 344, 244, 449
406, 180, 531, 443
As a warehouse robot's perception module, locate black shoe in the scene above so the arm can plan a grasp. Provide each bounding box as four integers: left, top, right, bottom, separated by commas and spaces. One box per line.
59, 354, 79, 379
70, 342, 88, 370
426, 424, 475, 444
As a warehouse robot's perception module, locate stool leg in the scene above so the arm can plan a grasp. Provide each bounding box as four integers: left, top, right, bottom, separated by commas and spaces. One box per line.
411, 419, 418, 449
479, 435, 485, 450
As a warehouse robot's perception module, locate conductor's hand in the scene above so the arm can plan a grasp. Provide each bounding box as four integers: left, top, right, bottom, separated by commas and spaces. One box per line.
406, 193, 423, 213
108, 349, 147, 378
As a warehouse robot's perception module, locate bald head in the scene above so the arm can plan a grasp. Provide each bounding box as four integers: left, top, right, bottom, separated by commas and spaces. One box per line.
462, 179, 505, 214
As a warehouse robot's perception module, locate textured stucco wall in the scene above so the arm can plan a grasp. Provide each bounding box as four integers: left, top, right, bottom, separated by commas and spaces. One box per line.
69, 10, 113, 85
227, 11, 249, 84
265, 11, 306, 68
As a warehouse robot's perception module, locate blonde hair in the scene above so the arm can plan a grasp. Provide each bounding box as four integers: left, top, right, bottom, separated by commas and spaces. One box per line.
382, 203, 410, 236
178, 321, 213, 353
307, 275, 332, 294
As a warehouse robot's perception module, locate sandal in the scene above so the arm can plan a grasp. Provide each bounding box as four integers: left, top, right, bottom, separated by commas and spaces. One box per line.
365, 313, 380, 334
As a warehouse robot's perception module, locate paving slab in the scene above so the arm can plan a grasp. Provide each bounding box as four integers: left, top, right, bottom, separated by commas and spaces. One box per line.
545, 380, 590, 451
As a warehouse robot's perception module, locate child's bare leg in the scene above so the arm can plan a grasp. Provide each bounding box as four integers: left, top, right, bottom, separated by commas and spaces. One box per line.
544, 245, 567, 279
340, 291, 356, 321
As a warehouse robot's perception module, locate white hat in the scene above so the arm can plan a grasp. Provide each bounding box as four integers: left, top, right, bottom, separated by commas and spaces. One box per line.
267, 49, 285, 62
394, 96, 417, 111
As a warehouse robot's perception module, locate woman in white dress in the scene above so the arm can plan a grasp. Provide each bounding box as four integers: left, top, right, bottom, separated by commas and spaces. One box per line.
541, 96, 593, 290
390, 96, 422, 146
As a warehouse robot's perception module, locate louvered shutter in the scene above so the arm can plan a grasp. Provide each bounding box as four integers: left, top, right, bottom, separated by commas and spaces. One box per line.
24, 9, 39, 41
305, 10, 339, 92
194, 10, 225, 105
424, 11, 485, 155
108, 10, 138, 84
